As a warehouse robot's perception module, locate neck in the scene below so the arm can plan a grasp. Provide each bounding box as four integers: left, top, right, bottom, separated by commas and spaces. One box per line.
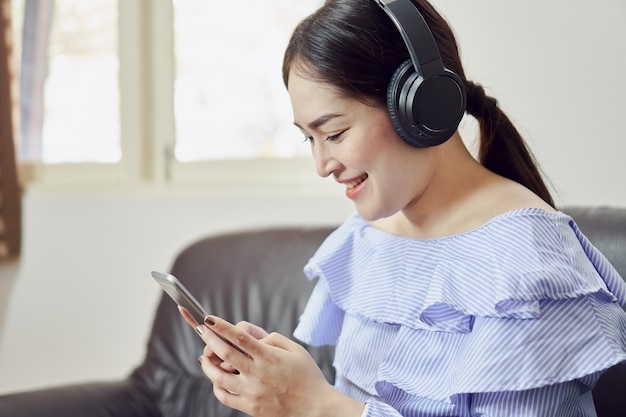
380, 134, 501, 238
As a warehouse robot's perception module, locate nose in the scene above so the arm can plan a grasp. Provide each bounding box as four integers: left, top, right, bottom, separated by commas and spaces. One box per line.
312, 142, 341, 178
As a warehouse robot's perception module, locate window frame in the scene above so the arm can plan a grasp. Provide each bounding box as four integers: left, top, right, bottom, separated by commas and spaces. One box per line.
22, 0, 321, 192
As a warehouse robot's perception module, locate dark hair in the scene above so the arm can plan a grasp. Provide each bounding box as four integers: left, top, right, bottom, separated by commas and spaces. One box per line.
283, 0, 554, 207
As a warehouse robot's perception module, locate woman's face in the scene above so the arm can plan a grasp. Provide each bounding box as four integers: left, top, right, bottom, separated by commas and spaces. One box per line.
287, 69, 439, 221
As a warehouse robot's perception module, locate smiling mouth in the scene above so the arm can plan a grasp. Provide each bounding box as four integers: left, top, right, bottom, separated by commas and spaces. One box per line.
345, 174, 368, 189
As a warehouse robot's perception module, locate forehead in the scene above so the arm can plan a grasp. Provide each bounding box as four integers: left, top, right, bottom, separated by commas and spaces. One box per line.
287, 70, 353, 127
287, 69, 345, 104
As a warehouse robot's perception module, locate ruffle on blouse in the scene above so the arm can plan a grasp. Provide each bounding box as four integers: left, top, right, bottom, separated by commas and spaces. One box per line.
294, 209, 626, 403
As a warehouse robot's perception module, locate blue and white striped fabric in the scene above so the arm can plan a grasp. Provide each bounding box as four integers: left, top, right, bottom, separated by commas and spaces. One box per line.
294, 208, 626, 416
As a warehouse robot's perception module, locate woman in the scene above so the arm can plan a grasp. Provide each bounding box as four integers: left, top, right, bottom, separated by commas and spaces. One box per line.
189, 0, 626, 415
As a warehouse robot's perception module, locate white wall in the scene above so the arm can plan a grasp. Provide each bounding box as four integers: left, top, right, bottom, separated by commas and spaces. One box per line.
437, 0, 626, 205
1, 0, 625, 395
0, 187, 354, 394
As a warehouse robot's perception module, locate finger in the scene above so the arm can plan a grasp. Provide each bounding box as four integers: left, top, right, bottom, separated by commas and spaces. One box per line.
205, 316, 264, 359
196, 323, 251, 371
260, 331, 302, 351
213, 385, 246, 414
201, 346, 223, 366
199, 355, 244, 395
178, 306, 200, 328
201, 345, 237, 373
220, 362, 238, 373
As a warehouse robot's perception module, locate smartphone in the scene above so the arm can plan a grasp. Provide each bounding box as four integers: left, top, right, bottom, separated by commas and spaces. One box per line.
151, 270, 208, 326
151, 270, 248, 356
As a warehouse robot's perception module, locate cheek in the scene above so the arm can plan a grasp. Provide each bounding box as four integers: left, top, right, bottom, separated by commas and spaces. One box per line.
334, 135, 372, 167
379, 144, 437, 193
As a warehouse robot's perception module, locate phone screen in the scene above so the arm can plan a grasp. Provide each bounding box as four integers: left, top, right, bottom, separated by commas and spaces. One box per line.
151, 271, 208, 325
151, 270, 248, 356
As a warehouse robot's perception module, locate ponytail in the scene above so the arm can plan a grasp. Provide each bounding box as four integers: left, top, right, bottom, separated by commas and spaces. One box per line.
465, 81, 554, 207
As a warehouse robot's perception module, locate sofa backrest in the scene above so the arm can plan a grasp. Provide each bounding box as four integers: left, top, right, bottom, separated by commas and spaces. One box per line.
133, 226, 335, 417
564, 207, 626, 280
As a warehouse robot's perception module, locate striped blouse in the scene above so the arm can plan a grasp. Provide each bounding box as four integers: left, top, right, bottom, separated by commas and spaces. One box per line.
294, 208, 626, 416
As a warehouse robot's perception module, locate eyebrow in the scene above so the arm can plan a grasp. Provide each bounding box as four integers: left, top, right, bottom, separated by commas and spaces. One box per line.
294, 113, 343, 131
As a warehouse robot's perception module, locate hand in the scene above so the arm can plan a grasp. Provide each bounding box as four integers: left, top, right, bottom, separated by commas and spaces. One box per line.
205, 320, 267, 374
194, 315, 364, 417
177, 306, 263, 373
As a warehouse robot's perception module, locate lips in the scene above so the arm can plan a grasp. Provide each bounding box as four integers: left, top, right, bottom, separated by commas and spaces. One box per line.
342, 173, 368, 200
344, 174, 368, 189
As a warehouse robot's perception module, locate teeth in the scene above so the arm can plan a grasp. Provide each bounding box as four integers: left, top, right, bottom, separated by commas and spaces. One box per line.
346, 174, 368, 189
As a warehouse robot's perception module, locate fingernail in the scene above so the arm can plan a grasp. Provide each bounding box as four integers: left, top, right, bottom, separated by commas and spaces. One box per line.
204, 316, 215, 326
195, 325, 204, 335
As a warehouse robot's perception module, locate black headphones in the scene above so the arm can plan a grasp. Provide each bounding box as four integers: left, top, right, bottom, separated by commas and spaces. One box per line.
374, 0, 466, 148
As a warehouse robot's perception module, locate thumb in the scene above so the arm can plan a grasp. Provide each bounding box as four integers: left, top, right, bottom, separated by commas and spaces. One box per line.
261, 331, 300, 351
236, 321, 269, 340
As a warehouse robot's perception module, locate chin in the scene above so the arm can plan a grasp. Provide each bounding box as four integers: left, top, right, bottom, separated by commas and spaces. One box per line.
355, 205, 396, 222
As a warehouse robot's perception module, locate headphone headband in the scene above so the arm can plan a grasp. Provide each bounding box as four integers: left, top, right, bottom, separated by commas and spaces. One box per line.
373, 0, 467, 148
373, 0, 444, 78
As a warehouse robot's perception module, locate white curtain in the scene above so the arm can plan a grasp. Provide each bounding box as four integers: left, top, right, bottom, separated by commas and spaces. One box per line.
19, 0, 54, 162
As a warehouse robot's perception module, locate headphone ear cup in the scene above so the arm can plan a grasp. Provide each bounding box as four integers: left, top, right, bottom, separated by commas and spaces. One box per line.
387, 59, 467, 148
387, 60, 427, 147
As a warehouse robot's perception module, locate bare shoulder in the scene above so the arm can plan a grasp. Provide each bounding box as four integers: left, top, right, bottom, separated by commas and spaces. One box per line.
371, 175, 554, 239
441, 177, 555, 237
486, 178, 555, 214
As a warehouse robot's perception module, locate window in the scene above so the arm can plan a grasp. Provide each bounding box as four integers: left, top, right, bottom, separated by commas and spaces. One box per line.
14, 0, 119, 164
173, 1, 319, 161
11, 0, 323, 187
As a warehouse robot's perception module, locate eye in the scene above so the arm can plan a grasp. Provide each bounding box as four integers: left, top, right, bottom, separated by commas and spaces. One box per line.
302, 135, 313, 144
326, 130, 347, 142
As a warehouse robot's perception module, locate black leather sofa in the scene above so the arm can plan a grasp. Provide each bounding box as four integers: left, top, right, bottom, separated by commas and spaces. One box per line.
0, 206, 624, 417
